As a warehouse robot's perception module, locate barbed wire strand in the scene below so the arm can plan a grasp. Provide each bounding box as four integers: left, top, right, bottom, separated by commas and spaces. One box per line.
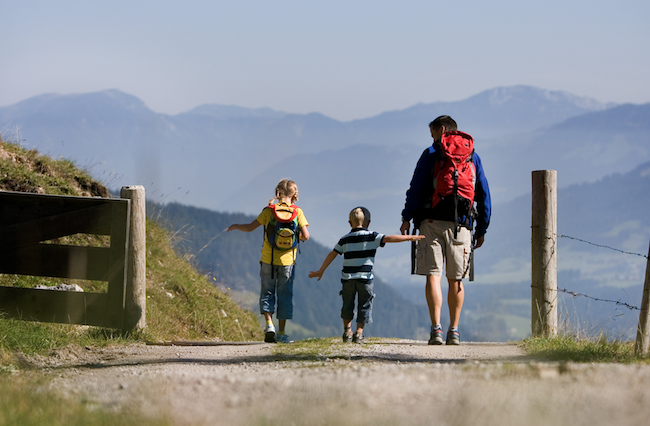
556, 287, 640, 311
531, 285, 640, 311
557, 233, 648, 259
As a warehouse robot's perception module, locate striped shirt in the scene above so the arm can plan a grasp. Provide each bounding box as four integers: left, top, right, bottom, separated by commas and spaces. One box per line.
333, 227, 386, 282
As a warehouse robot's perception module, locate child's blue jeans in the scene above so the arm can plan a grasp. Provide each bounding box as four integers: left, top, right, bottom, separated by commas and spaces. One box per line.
259, 262, 294, 320
340, 279, 374, 324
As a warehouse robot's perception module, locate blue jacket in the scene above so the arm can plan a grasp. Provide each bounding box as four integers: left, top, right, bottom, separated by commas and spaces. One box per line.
401, 144, 491, 238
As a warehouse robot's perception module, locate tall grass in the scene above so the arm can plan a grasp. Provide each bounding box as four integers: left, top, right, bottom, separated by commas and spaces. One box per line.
0, 130, 267, 426
0, 137, 262, 364
522, 333, 649, 363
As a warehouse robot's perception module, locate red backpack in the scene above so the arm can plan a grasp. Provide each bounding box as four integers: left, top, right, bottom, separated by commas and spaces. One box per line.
431, 131, 476, 233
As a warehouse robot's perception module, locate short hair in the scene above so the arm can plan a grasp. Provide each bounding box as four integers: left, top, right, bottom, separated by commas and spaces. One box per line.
349, 206, 371, 227
429, 115, 457, 132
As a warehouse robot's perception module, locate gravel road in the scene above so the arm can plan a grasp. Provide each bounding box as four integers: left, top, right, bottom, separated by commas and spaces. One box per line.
30, 339, 650, 426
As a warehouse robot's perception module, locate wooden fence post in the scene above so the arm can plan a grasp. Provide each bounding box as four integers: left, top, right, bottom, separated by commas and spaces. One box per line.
635, 240, 650, 355
120, 186, 146, 331
531, 170, 558, 337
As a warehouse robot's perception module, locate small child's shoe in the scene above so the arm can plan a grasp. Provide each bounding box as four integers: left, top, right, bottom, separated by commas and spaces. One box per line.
264, 323, 276, 343
276, 333, 291, 344
342, 329, 353, 343
352, 332, 364, 344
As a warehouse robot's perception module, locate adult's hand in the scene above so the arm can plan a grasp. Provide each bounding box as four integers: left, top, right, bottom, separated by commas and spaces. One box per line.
400, 221, 410, 235
473, 235, 484, 249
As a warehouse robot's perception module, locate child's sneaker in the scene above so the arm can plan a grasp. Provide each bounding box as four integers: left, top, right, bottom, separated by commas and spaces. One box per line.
446, 328, 460, 345
428, 326, 443, 345
275, 333, 291, 344
264, 323, 276, 343
342, 329, 353, 343
352, 332, 364, 344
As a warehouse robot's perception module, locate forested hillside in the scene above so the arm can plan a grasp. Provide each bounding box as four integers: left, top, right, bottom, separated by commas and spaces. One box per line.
150, 202, 529, 341
150, 202, 435, 340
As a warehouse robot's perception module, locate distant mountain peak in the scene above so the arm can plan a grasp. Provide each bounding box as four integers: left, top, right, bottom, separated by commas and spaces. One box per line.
6, 89, 151, 116
181, 104, 287, 120
478, 85, 611, 111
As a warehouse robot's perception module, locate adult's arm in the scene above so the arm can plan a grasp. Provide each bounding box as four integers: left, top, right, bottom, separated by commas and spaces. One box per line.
473, 152, 491, 240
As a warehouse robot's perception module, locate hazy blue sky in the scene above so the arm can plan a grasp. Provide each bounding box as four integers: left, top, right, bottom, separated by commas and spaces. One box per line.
3, 0, 649, 121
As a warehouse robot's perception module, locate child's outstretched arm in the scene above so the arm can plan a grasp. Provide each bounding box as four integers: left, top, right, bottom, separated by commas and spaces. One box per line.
383, 234, 425, 243
308, 250, 339, 281
227, 220, 262, 233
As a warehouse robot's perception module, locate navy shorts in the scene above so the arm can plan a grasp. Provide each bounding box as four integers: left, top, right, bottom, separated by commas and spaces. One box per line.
340, 279, 374, 324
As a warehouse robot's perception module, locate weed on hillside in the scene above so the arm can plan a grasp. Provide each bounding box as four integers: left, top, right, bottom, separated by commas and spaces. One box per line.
522, 333, 650, 363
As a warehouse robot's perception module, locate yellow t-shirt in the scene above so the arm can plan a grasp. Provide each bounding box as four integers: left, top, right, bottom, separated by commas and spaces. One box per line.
256, 203, 309, 266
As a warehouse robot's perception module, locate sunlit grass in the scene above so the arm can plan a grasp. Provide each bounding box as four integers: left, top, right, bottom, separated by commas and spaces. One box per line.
521, 333, 650, 363
0, 137, 262, 366
0, 376, 171, 426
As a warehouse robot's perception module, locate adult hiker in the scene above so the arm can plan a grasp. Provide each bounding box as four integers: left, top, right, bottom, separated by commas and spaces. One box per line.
400, 115, 491, 345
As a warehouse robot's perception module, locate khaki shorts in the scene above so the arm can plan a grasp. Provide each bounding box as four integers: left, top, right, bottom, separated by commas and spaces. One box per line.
415, 220, 471, 280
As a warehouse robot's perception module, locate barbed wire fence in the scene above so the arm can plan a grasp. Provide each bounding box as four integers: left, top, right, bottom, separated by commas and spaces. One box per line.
531, 171, 650, 354
530, 231, 648, 341
557, 234, 648, 260
532, 232, 647, 311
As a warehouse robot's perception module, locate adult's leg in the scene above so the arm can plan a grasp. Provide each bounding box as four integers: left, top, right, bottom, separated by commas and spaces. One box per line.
447, 279, 464, 328
425, 274, 443, 326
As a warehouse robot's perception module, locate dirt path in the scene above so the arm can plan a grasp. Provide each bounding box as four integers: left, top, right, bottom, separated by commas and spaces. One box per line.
32, 339, 650, 426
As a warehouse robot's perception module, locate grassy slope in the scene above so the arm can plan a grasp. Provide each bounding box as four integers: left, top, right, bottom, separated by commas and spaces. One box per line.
0, 137, 262, 363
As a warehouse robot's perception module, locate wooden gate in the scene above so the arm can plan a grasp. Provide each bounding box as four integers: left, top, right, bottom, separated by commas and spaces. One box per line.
0, 191, 130, 330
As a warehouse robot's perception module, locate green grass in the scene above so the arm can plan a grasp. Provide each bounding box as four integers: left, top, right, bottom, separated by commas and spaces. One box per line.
0, 137, 262, 366
272, 337, 340, 358
0, 219, 263, 364
521, 333, 650, 363
0, 376, 171, 426
271, 337, 387, 364
0, 135, 266, 425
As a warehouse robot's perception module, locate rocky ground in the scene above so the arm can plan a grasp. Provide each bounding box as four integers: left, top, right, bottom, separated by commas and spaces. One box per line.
23, 339, 650, 426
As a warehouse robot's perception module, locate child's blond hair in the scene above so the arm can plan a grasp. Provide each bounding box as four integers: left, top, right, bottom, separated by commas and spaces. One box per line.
349, 207, 371, 228
269, 179, 299, 205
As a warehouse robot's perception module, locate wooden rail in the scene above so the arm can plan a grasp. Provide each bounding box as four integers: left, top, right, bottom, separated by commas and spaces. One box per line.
0, 191, 130, 329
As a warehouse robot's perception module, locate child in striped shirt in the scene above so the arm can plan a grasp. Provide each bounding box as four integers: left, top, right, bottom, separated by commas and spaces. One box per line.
308, 207, 424, 343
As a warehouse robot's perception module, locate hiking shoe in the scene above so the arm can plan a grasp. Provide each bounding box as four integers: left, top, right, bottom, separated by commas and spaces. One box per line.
428, 327, 444, 345
264, 324, 276, 343
446, 329, 460, 345
342, 330, 353, 343
275, 334, 291, 344
352, 332, 364, 344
